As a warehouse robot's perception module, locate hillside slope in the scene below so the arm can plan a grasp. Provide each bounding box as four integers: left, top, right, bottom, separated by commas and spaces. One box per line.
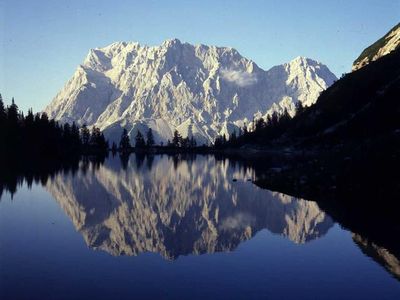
247, 47, 400, 205
352, 23, 400, 71
288, 47, 400, 142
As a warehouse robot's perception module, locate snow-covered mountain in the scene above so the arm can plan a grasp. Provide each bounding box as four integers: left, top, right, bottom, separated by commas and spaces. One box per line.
44, 39, 337, 144
352, 23, 400, 71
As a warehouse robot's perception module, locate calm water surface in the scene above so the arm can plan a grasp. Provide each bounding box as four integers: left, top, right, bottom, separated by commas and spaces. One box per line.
0, 155, 399, 299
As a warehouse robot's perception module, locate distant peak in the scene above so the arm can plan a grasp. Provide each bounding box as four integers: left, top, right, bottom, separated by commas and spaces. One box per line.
292, 56, 307, 62
109, 41, 128, 47
289, 56, 320, 65
99, 41, 126, 51
162, 38, 182, 47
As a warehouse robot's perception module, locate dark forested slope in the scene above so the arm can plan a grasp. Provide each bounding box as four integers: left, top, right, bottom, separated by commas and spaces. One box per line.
285, 47, 400, 144
247, 48, 400, 206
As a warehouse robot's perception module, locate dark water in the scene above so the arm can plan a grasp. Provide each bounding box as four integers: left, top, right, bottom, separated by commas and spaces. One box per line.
0, 154, 399, 299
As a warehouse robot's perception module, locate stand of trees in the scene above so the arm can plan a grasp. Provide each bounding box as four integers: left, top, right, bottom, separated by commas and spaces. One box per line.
80, 124, 109, 154
115, 107, 301, 152
168, 130, 197, 148
213, 104, 304, 148
118, 129, 132, 153
1, 93, 304, 158
0, 95, 108, 160
117, 128, 198, 152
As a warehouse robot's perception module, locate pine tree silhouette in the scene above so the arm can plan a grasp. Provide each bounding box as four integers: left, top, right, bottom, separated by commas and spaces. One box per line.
0, 96, 109, 159
172, 130, 182, 147
146, 128, 155, 147
119, 128, 132, 151
135, 130, 146, 148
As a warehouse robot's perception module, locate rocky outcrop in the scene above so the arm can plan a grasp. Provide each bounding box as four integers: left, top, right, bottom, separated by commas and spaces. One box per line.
352, 23, 400, 71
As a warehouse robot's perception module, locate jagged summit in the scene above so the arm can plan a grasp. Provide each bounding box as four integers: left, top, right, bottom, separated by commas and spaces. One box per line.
44, 39, 336, 143
290, 56, 317, 64
162, 37, 182, 46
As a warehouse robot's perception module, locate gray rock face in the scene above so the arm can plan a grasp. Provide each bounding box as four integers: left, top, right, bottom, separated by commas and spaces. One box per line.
44, 39, 336, 144
46, 155, 333, 259
352, 23, 400, 71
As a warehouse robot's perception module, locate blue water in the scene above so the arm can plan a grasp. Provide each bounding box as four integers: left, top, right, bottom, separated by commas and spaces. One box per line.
0, 155, 399, 299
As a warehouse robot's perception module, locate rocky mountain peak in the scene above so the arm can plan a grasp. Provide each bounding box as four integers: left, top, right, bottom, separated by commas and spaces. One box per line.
44, 39, 337, 144
162, 38, 183, 47
289, 56, 316, 66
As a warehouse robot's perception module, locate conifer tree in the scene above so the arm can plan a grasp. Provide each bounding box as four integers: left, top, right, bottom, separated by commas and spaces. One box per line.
255, 118, 266, 131
172, 130, 182, 147
280, 108, 291, 125
135, 130, 146, 148
146, 128, 155, 147
90, 126, 102, 146
80, 124, 90, 146
120, 128, 132, 150
181, 137, 189, 148
111, 142, 118, 153
25, 109, 34, 126
229, 130, 237, 143
295, 101, 304, 115
189, 136, 196, 148
0, 94, 5, 121
63, 123, 71, 139
270, 111, 279, 127
243, 123, 248, 135
71, 122, 81, 148
7, 97, 19, 125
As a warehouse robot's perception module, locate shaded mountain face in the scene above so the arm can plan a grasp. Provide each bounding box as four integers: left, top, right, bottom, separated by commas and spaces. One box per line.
287, 22, 400, 144
44, 39, 336, 144
352, 23, 400, 71
245, 28, 400, 223
286, 47, 400, 143
46, 155, 333, 259
253, 47, 400, 204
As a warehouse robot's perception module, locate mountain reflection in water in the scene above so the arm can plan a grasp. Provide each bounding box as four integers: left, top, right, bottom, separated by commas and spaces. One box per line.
1, 153, 399, 285
46, 154, 333, 259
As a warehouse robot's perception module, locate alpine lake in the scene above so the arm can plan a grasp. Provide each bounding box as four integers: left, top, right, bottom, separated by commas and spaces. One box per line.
1, 154, 399, 299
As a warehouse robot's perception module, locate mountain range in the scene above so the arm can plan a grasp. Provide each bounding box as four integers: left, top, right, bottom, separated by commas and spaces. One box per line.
44, 39, 336, 144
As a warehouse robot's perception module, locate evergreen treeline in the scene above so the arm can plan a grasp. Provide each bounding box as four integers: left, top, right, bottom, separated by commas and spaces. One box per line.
168, 130, 197, 148
213, 103, 304, 148
116, 128, 198, 153
0, 93, 305, 158
115, 107, 302, 151
0, 95, 108, 160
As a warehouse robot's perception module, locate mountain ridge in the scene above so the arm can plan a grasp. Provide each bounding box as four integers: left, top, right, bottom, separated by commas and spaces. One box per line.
44, 39, 337, 143
352, 22, 400, 71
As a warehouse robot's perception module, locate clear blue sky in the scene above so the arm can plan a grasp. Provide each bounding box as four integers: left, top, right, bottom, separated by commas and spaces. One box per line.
1, 0, 399, 112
